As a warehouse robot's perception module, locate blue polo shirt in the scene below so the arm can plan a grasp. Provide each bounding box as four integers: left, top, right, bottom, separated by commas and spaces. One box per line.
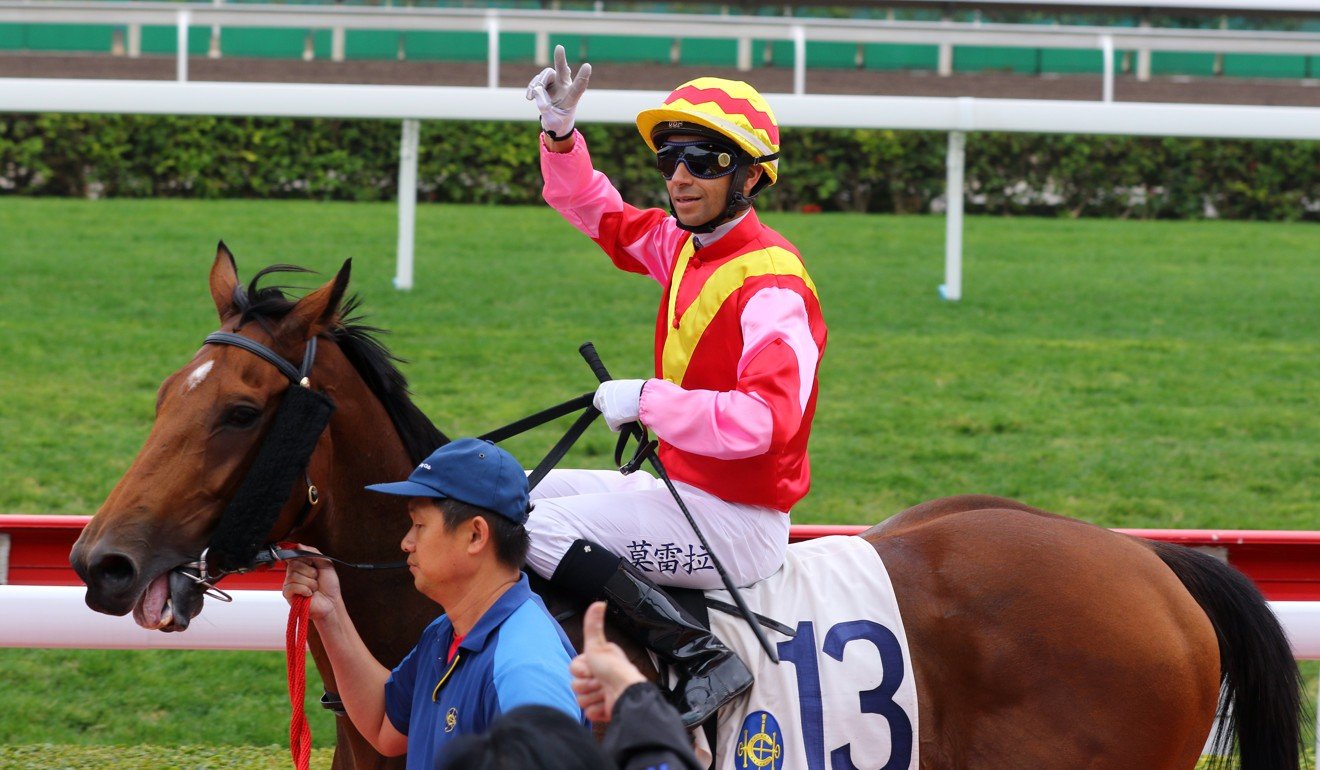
383, 574, 582, 769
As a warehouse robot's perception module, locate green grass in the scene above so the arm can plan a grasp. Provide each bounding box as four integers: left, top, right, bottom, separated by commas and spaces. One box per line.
0, 198, 1316, 753
1, 198, 1316, 526
0, 744, 335, 769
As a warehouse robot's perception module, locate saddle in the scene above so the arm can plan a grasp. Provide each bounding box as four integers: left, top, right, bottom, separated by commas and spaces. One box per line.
533, 535, 920, 770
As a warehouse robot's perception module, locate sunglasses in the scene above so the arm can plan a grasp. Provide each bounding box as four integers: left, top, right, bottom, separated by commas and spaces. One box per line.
655, 141, 739, 180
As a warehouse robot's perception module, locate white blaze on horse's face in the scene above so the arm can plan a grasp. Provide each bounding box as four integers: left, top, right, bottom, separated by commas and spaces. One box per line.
183, 359, 215, 395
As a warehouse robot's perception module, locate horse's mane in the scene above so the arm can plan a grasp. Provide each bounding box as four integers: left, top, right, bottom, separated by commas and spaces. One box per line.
232, 264, 448, 464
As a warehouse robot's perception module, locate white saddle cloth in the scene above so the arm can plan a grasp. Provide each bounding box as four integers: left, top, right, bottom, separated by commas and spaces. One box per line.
692, 535, 920, 770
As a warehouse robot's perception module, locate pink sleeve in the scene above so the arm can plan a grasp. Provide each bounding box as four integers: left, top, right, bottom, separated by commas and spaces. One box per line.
638, 288, 818, 459
540, 131, 685, 283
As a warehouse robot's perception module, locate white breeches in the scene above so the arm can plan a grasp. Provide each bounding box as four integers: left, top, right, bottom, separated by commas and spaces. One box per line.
526, 468, 790, 590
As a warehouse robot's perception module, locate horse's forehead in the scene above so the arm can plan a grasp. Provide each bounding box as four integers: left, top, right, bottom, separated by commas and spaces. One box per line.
181, 359, 215, 394
168, 343, 284, 398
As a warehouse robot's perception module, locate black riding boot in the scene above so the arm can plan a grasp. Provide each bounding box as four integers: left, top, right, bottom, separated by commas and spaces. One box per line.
552, 539, 754, 727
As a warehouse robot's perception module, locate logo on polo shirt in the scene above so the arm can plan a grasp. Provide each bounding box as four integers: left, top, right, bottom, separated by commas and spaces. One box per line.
444, 707, 458, 733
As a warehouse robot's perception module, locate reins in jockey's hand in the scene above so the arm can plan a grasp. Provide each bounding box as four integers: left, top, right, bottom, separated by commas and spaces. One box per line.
579, 342, 781, 664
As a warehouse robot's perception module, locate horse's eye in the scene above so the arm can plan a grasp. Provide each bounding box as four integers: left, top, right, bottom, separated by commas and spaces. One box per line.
222, 405, 262, 428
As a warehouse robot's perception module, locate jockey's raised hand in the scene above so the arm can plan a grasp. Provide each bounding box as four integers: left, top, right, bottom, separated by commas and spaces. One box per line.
526, 44, 592, 140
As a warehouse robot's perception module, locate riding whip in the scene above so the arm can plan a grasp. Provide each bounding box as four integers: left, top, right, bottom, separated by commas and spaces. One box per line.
579, 342, 780, 664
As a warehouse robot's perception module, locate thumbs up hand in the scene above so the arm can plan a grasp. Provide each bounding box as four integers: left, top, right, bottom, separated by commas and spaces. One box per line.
569, 601, 648, 723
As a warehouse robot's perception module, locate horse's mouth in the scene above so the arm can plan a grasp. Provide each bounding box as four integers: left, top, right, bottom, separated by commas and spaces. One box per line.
131, 569, 205, 632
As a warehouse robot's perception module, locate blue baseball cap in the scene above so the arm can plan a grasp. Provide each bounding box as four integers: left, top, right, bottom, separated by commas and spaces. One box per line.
365, 438, 530, 524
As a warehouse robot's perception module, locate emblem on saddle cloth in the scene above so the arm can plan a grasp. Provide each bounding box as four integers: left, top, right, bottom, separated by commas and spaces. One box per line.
695, 536, 919, 770
736, 711, 784, 769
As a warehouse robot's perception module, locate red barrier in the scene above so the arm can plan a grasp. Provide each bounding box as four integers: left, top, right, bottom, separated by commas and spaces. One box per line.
6, 515, 1320, 601
789, 524, 1320, 601
1, 515, 285, 590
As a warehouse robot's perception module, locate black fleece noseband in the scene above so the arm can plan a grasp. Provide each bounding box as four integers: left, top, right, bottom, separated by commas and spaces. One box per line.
201, 332, 335, 573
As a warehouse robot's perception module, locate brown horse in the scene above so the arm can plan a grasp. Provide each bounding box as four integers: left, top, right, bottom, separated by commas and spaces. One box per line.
71, 249, 1305, 770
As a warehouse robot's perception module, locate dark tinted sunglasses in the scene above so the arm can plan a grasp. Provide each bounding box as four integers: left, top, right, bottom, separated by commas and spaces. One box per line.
655, 141, 739, 180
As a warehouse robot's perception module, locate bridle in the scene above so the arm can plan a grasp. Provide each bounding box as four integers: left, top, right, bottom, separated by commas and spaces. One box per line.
169, 327, 604, 604
175, 330, 332, 602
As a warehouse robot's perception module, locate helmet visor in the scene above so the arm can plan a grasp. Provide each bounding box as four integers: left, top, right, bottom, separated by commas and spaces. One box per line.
655, 141, 739, 181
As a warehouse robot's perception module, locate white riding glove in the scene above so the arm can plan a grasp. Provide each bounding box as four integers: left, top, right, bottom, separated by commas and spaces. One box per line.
593, 379, 645, 433
526, 44, 592, 140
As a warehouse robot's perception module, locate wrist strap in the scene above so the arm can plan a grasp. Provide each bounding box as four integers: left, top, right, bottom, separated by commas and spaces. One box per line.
542, 125, 574, 142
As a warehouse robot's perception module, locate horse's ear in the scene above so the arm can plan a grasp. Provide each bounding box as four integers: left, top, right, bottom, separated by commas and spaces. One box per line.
210, 242, 240, 321
282, 259, 352, 341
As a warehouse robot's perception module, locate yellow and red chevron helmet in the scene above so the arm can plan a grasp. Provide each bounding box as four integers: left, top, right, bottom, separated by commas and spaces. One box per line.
636, 77, 780, 186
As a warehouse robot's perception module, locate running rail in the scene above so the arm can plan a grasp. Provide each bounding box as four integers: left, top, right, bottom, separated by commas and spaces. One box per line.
5, 514, 1316, 759
1, 514, 1317, 656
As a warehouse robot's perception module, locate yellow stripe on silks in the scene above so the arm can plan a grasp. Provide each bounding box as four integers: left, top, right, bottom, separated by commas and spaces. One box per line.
664, 237, 698, 353
662, 245, 818, 387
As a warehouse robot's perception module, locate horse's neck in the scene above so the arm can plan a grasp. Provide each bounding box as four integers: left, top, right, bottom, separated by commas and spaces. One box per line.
301, 356, 440, 665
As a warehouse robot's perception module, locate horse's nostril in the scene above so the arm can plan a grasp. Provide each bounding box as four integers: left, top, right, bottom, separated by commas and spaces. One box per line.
92, 553, 138, 591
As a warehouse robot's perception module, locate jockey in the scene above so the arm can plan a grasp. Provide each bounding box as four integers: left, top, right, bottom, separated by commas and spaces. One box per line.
525, 46, 827, 727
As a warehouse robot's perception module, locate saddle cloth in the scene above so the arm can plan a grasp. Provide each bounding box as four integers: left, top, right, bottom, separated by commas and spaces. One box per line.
692, 535, 919, 770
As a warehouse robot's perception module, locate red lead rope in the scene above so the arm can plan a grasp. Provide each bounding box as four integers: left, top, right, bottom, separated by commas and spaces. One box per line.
287, 593, 313, 770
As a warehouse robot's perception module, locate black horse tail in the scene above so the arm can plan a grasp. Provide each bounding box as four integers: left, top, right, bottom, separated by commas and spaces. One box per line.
1151, 541, 1306, 770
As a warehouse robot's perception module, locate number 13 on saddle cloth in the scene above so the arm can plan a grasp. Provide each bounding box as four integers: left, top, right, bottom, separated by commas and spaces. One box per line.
692, 536, 919, 770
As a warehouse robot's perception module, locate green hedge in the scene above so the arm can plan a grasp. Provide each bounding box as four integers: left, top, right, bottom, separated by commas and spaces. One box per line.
2, 114, 1316, 220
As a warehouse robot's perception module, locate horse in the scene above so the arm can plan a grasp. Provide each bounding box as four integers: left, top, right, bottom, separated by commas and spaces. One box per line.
71, 248, 1306, 770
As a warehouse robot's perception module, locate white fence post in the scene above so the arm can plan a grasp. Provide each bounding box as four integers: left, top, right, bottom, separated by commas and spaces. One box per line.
395, 119, 421, 292
941, 129, 966, 302
127, 23, 141, 58
1101, 34, 1114, 102
332, 27, 346, 63
938, 11, 954, 77
792, 25, 806, 95
176, 9, 190, 82
486, 10, 500, 89
737, 36, 752, 71
535, 32, 550, 66
1214, 15, 1228, 76
208, 0, 222, 60
1137, 17, 1152, 82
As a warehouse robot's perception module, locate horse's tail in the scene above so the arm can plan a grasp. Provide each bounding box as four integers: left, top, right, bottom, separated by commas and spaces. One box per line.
1150, 541, 1306, 770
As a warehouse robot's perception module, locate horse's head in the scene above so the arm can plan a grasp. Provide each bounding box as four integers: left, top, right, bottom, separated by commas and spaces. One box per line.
70, 244, 353, 630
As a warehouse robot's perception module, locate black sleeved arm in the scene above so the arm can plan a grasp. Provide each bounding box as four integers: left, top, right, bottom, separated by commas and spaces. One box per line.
601, 683, 705, 770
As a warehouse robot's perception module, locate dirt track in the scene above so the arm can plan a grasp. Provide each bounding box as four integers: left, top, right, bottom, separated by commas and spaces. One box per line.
4, 51, 1319, 106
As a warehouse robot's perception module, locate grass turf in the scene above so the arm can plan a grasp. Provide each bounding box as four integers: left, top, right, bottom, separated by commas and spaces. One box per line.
0, 198, 1315, 750
0, 744, 335, 769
